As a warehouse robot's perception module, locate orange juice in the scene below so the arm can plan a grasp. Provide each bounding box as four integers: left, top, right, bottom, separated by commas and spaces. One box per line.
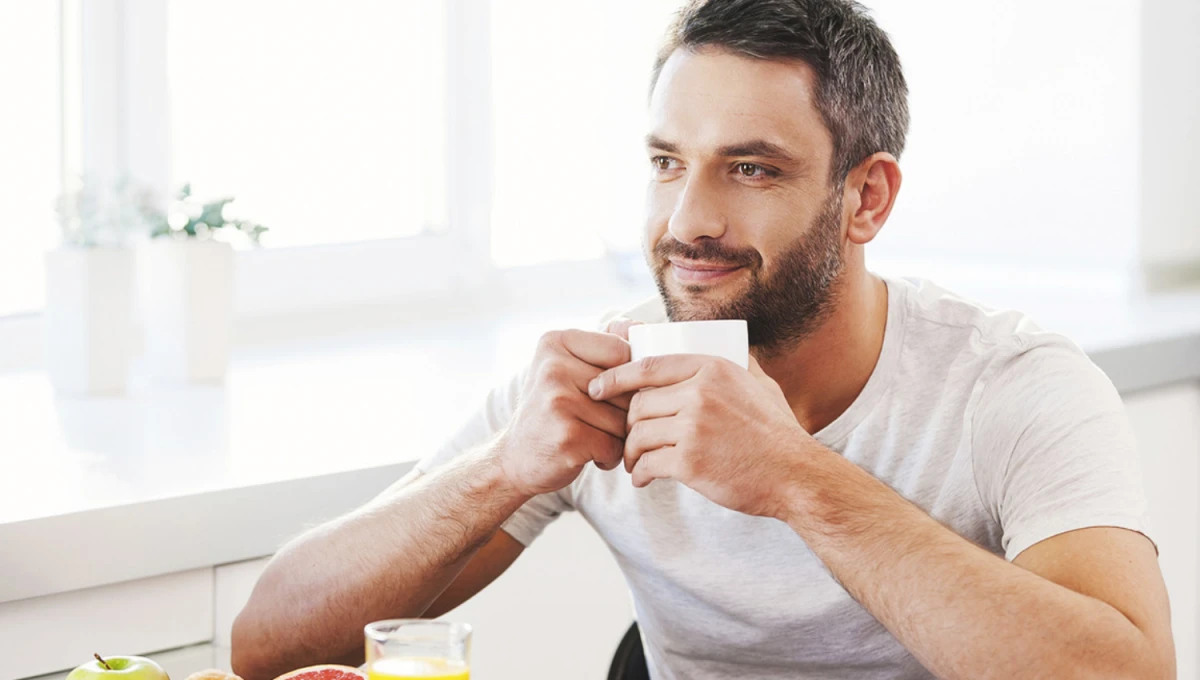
367, 657, 470, 680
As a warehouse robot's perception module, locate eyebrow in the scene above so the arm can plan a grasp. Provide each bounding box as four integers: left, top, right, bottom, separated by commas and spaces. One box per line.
645, 135, 681, 153
645, 135, 797, 163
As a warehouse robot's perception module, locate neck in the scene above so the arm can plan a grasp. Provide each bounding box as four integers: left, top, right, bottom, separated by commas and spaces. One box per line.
752, 266, 889, 434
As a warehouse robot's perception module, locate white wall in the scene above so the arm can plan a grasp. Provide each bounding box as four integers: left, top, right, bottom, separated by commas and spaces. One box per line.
865, 0, 1141, 273
1124, 383, 1200, 679
1139, 0, 1200, 277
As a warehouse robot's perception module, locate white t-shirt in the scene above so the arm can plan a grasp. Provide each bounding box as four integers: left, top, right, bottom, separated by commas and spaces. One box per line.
416, 276, 1152, 679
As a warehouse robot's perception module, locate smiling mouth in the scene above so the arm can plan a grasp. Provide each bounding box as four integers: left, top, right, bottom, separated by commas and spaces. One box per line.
669, 259, 746, 284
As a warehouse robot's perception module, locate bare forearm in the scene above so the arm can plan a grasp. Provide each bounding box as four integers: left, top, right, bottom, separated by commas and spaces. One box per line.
784, 444, 1162, 679
232, 443, 529, 678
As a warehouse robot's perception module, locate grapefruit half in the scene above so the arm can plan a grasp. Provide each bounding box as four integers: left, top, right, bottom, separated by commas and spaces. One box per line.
274, 666, 366, 680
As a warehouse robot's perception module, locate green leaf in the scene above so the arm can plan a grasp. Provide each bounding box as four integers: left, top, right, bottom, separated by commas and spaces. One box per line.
198, 198, 234, 228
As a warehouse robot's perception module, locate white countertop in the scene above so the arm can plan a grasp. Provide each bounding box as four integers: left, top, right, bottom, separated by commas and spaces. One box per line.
3, 281, 1199, 602
0, 337, 488, 525
0, 298, 635, 602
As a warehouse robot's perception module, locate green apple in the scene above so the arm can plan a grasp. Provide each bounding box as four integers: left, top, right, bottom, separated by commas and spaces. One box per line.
66, 655, 170, 680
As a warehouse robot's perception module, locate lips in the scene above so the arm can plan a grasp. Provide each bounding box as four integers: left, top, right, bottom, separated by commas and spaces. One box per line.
669, 259, 745, 284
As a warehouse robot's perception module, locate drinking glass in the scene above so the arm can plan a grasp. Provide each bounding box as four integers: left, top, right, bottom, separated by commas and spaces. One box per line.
364, 620, 472, 680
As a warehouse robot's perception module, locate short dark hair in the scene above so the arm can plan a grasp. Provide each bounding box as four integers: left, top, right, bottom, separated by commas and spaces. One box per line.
652, 0, 909, 184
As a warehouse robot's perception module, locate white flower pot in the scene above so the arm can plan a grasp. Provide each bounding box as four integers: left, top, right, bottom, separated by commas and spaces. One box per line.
43, 246, 136, 395
141, 239, 235, 383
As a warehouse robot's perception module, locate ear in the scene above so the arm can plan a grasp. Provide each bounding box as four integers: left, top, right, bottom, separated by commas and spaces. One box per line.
842, 152, 902, 246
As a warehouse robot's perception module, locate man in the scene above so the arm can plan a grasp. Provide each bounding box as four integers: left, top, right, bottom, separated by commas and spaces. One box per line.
232, 0, 1174, 678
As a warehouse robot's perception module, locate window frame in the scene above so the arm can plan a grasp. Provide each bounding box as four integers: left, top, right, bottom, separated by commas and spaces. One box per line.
72, 0, 500, 318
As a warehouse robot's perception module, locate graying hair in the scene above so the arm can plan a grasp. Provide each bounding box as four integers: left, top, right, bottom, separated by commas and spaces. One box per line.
652, 0, 909, 184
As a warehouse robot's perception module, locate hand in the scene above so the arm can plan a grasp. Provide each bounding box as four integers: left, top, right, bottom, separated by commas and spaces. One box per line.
587, 352, 812, 520
495, 326, 635, 498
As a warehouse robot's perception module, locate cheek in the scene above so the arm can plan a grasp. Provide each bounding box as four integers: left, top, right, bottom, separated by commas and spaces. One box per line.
743, 194, 812, 257
644, 181, 676, 249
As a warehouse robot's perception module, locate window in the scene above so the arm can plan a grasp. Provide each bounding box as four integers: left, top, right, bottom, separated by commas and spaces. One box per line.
0, 3, 61, 316
167, 0, 449, 249
489, 0, 684, 268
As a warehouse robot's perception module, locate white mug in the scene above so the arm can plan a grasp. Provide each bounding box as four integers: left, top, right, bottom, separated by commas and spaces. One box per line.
627, 319, 749, 369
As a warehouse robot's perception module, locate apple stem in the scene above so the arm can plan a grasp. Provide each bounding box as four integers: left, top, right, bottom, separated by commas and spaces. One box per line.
94, 654, 112, 671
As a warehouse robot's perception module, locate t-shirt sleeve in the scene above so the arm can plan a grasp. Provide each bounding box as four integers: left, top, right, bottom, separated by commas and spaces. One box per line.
971, 339, 1153, 562
415, 367, 574, 547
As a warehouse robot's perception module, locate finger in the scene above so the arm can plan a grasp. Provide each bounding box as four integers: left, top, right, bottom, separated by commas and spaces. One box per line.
624, 416, 679, 473
747, 352, 767, 377
574, 399, 629, 442
591, 433, 626, 471
588, 354, 710, 401
627, 383, 687, 428
630, 447, 676, 488
537, 329, 633, 397
553, 328, 632, 370
604, 317, 644, 341
606, 392, 633, 412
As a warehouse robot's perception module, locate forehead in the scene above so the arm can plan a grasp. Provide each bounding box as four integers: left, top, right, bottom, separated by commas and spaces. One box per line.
648, 46, 831, 156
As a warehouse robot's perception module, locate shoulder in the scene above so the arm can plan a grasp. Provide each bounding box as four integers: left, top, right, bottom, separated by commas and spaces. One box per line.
895, 276, 1053, 351
892, 276, 1106, 392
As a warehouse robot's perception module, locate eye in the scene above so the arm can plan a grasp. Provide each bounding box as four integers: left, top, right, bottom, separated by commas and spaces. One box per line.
737, 162, 766, 177
651, 156, 679, 172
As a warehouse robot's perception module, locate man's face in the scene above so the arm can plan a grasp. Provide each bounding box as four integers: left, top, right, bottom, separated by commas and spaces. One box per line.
645, 47, 846, 352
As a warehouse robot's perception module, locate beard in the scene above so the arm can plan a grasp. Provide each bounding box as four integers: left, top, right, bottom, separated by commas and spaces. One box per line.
648, 190, 845, 355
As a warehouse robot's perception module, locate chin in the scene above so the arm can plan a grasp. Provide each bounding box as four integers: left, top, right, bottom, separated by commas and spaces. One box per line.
654, 264, 752, 323
663, 290, 740, 322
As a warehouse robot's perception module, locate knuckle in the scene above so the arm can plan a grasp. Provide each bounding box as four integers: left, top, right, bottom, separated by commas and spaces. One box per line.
624, 420, 642, 446
537, 359, 572, 387
700, 364, 720, 386
627, 392, 643, 423
559, 328, 584, 348
549, 421, 580, 449
598, 439, 624, 469
537, 330, 565, 354
546, 390, 575, 413
700, 361, 730, 386
639, 354, 661, 375
553, 452, 581, 477
629, 389, 644, 410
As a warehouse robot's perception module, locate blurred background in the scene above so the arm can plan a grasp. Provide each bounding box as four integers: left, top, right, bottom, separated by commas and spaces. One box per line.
1, 1, 1198, 679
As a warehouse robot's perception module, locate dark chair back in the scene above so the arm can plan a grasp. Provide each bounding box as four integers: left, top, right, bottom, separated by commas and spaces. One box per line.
607, 621, 650, 680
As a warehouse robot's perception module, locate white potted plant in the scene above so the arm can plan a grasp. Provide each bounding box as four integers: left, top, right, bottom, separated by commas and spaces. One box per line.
140, 184, 266, 383
45, 179, 156, 395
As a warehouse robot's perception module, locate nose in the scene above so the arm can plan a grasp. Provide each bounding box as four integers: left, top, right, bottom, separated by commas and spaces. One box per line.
668, 176, 727, 244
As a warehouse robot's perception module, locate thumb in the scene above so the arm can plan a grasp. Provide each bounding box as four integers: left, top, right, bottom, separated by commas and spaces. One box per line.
604, 316, 643, 341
